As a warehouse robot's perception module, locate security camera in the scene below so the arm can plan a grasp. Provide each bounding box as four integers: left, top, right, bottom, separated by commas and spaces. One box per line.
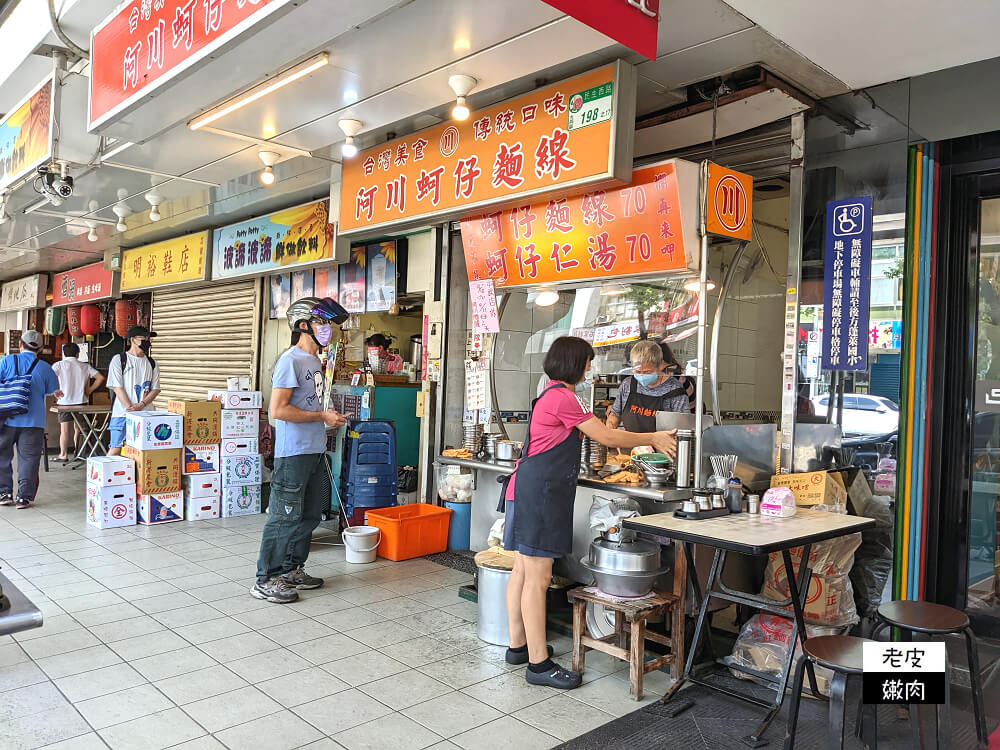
37, 163, 74, 202
50, 175, 74, 198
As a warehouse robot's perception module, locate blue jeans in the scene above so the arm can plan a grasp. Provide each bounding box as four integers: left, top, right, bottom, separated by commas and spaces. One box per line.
255, 453, 330, 582
109, 417, 126, 449
0, 426, 44, 501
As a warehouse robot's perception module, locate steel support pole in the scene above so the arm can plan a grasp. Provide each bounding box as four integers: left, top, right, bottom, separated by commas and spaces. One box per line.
694, 160, 710, 488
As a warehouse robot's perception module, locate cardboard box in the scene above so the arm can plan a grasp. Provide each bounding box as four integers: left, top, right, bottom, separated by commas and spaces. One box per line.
122, 445, 182, 494
221, 437, 259, 456
769, 470, 848, 507
182, 444, 221, 475
208, 390, 263, 409
185, 494, 221, 521
222, 484, 261, 517
124, 411, 183, 450
221, 454, 262, 487
137, 491, 183, 525
221, 409, 259, 438
167, 399, 221, 444
86, 483, 137, 529
226, 376, 250, 390
183, 472, 221, 499
86, 456, 134, 487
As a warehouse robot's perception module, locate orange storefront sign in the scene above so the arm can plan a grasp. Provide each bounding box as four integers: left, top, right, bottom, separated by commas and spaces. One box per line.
338, 62, 636, 237
706, 162, 753, 241
461, 158, 700, 288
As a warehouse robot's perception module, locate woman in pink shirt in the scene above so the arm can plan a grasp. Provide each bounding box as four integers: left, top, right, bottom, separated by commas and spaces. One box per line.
499, 336, 676, 689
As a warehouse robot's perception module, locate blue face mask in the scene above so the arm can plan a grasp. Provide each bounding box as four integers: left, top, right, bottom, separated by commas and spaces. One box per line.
634, 372, 659, 387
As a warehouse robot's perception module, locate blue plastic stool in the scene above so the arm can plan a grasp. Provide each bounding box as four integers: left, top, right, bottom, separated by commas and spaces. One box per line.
445, 500, 471, 550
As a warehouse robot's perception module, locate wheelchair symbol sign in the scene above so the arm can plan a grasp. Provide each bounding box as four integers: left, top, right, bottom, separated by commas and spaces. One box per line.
833, 203, 865, 237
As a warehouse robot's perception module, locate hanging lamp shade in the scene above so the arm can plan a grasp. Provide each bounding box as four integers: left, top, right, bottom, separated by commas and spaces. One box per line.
44, 306, 66, 336
67, 306, 83, 337
114, 299, 139, 338
79, 304, 101, 336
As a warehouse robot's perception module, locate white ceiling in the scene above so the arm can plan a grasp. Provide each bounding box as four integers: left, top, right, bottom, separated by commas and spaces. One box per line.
722, 0, 1000, 89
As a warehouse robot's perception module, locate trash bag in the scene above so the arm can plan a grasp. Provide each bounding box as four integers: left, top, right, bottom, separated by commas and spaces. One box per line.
397, 465, 418, 493
850, 494, 895, 619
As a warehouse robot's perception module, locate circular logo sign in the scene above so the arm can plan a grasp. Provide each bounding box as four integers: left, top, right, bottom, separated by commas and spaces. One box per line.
234, 459, 253, 479
195, 424, 210, 440
153, 424, 173, 440
569, 94, 583, 112
439, 126, 460, 158
154, 473, 169, 487
713, 175, 748, 233
111, 503, 128, 520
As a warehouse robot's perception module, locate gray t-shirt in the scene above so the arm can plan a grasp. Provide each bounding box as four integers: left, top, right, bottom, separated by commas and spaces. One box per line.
610, 375, 689, 415
272, 346, 327, 458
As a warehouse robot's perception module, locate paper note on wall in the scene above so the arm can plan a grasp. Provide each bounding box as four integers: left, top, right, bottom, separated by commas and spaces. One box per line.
469, 279, 500, 334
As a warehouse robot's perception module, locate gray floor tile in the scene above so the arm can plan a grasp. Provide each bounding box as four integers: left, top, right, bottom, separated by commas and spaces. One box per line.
208, 595, 273, 616
335, 585, 399, 606
151, 603, 223, 628
321, 650, 410, 687
109, 631, 190, 661
181, 685, 282, 732
89, 615, 164, 643
380, 636, 463, 668
256, 618, 336, 646
187, 582, 250, 602
213, 709, 323, 750
163, 737, 227, 750
133, 592, 201, 615
439, 600, 478, 622
293, 689, 392, 735
402, 692, 504, 739
361, 596, 435, 620
334, 713, 443, 750
174, 617, 251, 645
282, 593, 353, 617
460, 671, 556, 714
342, 620, 421, 649
418, 652, 508, 690
198, 631, 279, 662
36, 645, 123, 680
36, 732, 111, 749
11, 614, 81, 642
513, 694, 616, 741
130, 646, 217, 682
449, 716, 558, 750
225, 648, 312, 683
0, 641, 29, 666
231, 605, 305, 631
0, 660, 48, 691
314, 607, 385, 633
256, 666, 350, 707
97, 707, 205, 750
0, 703, 92, 750
357, 669, 451, 710
54, 663, 147, 703
287, 633, 369, 664
40, 579, 108, 601
74, 683, 173, 729
153, 665, 249, 705
0, 680, 72, 721
398, 609, 469, 636
111, 581, 178, 600
20, 628, 100, 660
73, 602, 146, 627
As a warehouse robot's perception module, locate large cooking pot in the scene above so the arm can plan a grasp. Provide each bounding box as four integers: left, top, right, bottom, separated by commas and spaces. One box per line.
581, 531, 668, 597
495, 440, 522, 461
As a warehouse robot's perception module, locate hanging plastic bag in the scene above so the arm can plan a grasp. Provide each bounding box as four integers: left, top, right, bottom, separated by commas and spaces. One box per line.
588, 495, 641, 534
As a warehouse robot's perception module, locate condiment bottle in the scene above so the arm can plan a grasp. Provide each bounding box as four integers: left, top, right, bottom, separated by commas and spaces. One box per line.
727, 477, 744, 513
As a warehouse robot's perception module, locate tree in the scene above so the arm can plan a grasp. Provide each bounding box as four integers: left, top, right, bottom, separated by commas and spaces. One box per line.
627, 285, 667, 339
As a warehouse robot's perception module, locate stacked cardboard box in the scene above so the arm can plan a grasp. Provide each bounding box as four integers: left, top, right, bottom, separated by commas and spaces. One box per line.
209, 389, 263, 517
86, 456, 136, 529
122, 411, 183, 525
168, 399, 222, 521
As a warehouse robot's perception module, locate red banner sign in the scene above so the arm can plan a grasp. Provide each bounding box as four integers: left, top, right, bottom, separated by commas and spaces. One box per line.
52, 262, 117, 306
89, 0, 292, 129
461, 158, 699, 288
542, 0, 660, 60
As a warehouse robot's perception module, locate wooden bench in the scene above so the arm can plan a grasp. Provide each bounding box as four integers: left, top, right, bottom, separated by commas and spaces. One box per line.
567, 586, 680, 700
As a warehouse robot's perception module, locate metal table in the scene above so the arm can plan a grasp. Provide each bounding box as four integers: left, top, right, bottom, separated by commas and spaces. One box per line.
624, 508, 875, 747
51, 405, 112, 467
0, 571, 43, 637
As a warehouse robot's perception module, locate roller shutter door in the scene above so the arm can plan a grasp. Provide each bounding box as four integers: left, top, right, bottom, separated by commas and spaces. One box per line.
151, 279, 261, 405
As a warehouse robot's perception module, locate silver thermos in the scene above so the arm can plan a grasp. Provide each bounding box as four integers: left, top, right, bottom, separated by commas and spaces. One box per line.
675, 429, 694, 488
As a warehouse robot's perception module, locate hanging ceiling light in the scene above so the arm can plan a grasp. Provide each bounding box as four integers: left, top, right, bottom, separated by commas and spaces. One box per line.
86, 223, 98, 242
683, 277, 716, 292
448, 74, 476, 121
534, 289, 560, 307
338, 119, 363, 158
145, 190, 162, 221
258, 150, 279, 185
112, 188, 130, 233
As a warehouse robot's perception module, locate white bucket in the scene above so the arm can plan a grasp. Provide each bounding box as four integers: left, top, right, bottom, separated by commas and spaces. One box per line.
343, 526, 381, 564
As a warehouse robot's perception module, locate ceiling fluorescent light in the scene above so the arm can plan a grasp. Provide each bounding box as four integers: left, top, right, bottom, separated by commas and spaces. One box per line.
189, 53, 329, 131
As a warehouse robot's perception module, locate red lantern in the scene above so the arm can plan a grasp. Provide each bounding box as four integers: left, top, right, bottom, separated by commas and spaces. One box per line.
114, 300, 139, 338
80, 305, 101, 336
67, 306, 82, 337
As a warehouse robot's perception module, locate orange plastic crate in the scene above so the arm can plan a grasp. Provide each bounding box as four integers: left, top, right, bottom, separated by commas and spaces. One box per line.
364, 503, 453, 561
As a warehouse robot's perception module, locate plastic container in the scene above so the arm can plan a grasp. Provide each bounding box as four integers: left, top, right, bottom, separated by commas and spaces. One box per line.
364, 503, 453, 560
445, 500, 471, 550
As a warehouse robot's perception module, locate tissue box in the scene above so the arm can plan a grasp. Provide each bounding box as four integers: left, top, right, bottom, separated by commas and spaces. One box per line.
166, 399, 221, 444
182, 444, 220, 475
221, 409, 259, 438
221, 437, 258, 456
208, 390, 262, 409
226, 376, 250, 390
86, 483, 137, 529
222, 484, 261, 517
760, 486, 798, 518
122, 446, 182, 494
137, 491, 183, 525
183, 473, 221, 499
769, 470, 847, 507
185, 494, 220, 521
221, 454, 262, 486
86, 456, 134, 487
124, 411, 183, 450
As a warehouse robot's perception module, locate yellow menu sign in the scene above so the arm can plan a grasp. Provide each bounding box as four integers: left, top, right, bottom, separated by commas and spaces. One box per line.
121, 232, 209, 291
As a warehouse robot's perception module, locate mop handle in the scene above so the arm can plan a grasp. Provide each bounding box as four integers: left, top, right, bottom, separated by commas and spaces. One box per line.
322, 452, 351, 529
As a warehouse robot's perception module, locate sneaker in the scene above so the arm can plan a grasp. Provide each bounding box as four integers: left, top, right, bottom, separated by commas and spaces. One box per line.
525, 663, 582, 690
506, 644, 554, 665
14, 498, 31, 510
249, 577, 299, 603
281, 566, 323, 590
0, 493, 13, 507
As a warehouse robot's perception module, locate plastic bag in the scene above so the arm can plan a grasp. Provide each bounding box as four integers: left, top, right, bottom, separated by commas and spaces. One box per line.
589, 494, 642, 534
723, 613, 841, 696
850, 494, 895, 619
397, 466, 418, 493
487, 518, 505, 548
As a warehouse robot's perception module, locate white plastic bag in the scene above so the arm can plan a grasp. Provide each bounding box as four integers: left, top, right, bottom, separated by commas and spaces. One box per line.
588, 495, 641, 534
487, 518, 505, 549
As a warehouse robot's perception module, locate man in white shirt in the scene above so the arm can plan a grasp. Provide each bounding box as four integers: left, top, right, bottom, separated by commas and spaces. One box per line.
105, 326, 160, 456
51, 343, 105, 461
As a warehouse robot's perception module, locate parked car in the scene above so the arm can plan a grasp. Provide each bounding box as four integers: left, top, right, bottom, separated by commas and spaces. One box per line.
811, 393, 899, 436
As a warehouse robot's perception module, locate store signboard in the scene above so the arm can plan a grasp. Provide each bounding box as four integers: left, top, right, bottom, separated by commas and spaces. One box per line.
121, 231, 209, 291
0, 76, 53, 192
0, 274, 46, 312
461, 158, 699, 288
88, 0, 295, 130
705, 162, 753, 241
52, 262, 119, 306
540, 0, 659, 60
212, 199, 333, 280
339, 62, 636, 237
822, 196, 873, 371
870, 319, 902, 349
594, 320, 640, 347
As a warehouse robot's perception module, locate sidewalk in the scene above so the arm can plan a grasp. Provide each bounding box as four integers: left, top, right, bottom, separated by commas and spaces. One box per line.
0, 466, 661, 750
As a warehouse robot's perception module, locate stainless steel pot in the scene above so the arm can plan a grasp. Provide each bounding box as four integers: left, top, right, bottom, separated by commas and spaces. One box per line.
581, 534, 668, 597
495, 440, 522, 461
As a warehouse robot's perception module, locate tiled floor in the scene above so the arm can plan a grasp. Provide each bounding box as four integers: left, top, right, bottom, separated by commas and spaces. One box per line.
0, 466, 663, 750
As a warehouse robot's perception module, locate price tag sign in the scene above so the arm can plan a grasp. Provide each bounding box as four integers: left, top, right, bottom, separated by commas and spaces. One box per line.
862, 642, 946, 704
568, 83, 614, 131
469, 279, 500, 334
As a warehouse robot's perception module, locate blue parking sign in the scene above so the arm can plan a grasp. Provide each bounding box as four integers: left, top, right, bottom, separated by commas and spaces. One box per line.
822, 196, 873, 371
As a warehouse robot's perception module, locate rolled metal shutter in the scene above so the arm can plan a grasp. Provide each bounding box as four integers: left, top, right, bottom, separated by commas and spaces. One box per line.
151, 279, 261, 405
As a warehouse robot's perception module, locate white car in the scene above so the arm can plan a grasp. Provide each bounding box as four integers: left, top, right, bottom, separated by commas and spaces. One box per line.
811, 393, 899, 437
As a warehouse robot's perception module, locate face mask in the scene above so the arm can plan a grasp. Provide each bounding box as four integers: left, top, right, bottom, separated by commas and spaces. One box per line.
312, 324, 333, 347
138, 340, 152, 353
634, 372, 659, 387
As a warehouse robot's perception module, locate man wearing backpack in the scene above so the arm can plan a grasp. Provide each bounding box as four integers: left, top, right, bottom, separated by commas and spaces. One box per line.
106, 326, 160, 456
0, 330, 62, 509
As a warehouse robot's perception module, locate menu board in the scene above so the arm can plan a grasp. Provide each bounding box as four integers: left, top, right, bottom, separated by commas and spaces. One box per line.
338, 259, 366, 313
469, 279, 500, 333
366, 242, 397, 313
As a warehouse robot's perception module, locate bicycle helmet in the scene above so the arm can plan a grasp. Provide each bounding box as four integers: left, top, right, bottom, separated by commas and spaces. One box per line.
286, 296, 349, 332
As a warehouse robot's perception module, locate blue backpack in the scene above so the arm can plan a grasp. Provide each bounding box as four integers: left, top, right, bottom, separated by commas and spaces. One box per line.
0, 355, 39, 419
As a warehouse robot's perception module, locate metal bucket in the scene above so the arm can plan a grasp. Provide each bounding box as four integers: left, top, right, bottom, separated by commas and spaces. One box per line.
475, 563, 511, 646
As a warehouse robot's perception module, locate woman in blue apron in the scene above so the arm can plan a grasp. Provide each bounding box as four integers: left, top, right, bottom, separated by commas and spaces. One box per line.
498, 336, 677, 689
